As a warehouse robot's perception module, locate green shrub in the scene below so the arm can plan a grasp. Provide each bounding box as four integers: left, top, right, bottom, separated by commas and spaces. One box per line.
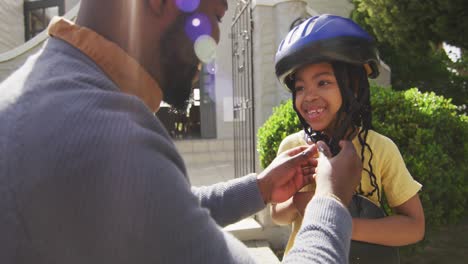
257, 100, 302, 169
257, 85, 468, 235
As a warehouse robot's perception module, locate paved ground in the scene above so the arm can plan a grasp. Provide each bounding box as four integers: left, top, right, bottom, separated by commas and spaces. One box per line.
401, 214, 468, 264
244, 240, 281, 263
186, 161, 234, 186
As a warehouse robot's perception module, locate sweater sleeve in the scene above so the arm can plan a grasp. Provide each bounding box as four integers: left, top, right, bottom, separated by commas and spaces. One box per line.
283, 196, 352, 264
191, 173, 266, 227
16, 92, 259, 264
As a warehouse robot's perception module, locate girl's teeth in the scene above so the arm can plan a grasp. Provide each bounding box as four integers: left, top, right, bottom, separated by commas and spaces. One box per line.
307, 108, 323, 114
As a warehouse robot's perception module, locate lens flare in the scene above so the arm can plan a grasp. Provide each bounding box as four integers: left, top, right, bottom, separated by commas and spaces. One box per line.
194, 35, 217, 63
206, 61, 217, 75
185, 13, 211, 42
176, 0, 200, 12
192, 18, 201, 27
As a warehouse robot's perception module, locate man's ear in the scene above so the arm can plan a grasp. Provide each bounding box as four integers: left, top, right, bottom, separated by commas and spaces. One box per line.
148, 0, 166, 16
148, 0, 180, 19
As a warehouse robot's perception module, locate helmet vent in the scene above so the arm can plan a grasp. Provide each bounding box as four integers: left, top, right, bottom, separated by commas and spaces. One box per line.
303, 18, 317, 36
278, 39, 285, 52
288, 26, 301, 45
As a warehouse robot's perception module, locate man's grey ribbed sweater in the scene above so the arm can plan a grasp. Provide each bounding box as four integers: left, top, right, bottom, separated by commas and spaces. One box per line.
0, 38, 352, 263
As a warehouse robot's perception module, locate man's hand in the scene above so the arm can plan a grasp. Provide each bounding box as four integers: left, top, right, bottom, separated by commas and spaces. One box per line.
293, 191, 314, 216
257, 144, 318, 204
313, 140, 362, 206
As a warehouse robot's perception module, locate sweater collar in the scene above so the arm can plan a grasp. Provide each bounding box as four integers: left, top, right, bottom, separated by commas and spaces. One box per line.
48, 17, 163, 112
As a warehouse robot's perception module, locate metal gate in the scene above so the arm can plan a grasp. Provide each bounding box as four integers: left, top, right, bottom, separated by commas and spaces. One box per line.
232, 0, 255, 178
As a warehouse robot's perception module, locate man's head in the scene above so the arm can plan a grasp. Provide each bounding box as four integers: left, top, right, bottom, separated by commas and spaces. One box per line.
153, 0, 228, 109
76, 0, 228, 110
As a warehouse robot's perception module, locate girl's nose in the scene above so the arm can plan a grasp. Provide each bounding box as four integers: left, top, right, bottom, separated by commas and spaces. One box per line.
303, 86, 319, 101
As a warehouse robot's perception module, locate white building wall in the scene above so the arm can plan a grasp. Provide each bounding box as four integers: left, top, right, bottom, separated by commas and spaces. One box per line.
0, 0, 24, 54
214, 1, 236, 139
305, 0, 354, 17
0, 2, 81, 82
65, 0, 80, 11
0, 0, 79, 56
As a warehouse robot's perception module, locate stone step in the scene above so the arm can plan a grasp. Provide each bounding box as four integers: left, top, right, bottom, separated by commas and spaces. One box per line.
244, 240, 281, 264
224, 218, 280, 263
224, 217, 263, 241
180, 151, 234, 165
173, 139, 234, 154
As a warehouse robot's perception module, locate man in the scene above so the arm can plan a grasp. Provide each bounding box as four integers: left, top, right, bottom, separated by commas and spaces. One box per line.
0, 0, 361, 263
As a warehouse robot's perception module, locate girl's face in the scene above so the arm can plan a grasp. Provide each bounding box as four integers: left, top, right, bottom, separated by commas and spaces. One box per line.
293, 62, 342, 134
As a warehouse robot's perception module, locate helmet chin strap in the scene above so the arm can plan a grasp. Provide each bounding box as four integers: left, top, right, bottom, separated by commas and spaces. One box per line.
303, 126, 341, 157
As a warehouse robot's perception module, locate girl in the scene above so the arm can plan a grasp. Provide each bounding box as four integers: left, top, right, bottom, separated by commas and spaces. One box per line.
271, 14, 425, 257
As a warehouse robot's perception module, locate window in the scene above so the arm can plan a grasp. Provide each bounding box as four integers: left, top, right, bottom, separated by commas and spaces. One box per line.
24, 0, 65, 41
156, 64, 217, 139
156, 88, 202, 139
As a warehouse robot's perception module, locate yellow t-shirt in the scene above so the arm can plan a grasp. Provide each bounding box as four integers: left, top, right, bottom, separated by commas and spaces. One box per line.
279, 130, 422, 255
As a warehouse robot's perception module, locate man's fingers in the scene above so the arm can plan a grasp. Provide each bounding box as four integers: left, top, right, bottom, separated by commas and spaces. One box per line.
338, 140, 352, 150
285, 145, 310, 157
337, 140, 357, 156
301, 165, 315, 176
305, 173, 315, 185
290, 144, 317, 164
316, 141, 332, 158
338, 140, 362, 173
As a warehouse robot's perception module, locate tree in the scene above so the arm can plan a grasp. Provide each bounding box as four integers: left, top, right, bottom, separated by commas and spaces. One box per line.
353, 0, 468, 51
351, 0, 468, 108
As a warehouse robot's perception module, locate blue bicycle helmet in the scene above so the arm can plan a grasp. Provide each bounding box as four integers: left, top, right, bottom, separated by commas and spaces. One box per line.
274, 14, 381, 157
275, 14, 380, 91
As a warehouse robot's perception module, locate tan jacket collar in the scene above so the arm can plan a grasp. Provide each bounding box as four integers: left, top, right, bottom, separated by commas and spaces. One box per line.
48, 17, 163, 112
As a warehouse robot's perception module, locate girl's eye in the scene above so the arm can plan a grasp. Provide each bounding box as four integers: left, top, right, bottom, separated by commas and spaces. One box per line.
318, 80, 331, 86
216, 16, 223, 23
294, 86, 304, 92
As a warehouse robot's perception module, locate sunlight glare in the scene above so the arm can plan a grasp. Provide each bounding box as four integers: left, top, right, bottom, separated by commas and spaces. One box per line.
194, 35, 217, 63
206, 61, 217, 75
443, 42, 461, 62
192, 18, 201, 27
176, 0, 200, 12
185, 13, 211, 42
